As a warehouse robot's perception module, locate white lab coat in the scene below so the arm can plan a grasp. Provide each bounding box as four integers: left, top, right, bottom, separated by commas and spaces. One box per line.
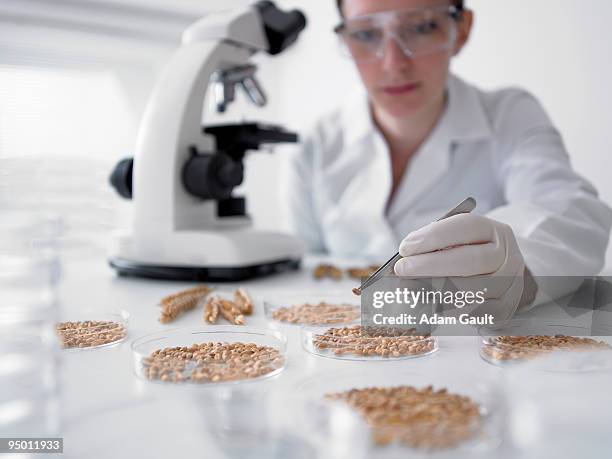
283, 74, 612, 283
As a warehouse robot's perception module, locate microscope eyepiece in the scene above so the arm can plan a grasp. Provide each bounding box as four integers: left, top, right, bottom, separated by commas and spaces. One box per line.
255, 1, 307, 55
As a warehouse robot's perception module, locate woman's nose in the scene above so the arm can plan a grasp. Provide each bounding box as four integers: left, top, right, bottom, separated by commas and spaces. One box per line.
381, 36, 413, 72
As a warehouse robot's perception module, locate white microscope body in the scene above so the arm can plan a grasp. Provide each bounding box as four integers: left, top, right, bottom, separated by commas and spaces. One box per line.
109, 2, 307, 281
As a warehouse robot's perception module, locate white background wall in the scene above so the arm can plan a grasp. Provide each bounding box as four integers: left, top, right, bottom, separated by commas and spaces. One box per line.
1, 0, 612, 268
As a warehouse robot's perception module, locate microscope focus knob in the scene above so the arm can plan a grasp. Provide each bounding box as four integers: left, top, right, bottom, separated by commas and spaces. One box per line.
110, 157, 133, 199
183, 152, 244, 201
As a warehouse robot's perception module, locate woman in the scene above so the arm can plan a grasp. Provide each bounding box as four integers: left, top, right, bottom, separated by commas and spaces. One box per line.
284, 0, 612, 317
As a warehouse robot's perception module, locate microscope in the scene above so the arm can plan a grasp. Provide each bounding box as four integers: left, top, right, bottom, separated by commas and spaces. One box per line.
109, 1, 307, 281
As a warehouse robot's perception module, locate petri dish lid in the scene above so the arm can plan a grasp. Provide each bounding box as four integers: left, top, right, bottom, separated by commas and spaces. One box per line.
131, 326, 287, 386
301, 323, 437, 361
57, 309, 129, 351
478, 319, 612, 371
286, 368, 503, 454
263, 291, 360, 327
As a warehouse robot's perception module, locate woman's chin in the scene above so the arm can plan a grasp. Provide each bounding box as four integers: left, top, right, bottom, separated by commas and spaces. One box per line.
374, 92, 428, 119
378, 103, 425, 120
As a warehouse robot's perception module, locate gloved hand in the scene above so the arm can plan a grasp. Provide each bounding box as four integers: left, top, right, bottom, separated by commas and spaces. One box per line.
394, 213, 530, 320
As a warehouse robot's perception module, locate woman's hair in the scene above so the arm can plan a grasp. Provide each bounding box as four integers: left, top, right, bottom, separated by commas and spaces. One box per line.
336, 0, 465, 16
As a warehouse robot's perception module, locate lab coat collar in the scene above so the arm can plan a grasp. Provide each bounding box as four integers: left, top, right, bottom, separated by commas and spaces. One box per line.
341, 73, 493, 150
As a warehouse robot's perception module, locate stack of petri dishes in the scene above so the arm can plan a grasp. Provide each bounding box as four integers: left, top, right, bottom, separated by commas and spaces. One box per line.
0, 212, 62, 438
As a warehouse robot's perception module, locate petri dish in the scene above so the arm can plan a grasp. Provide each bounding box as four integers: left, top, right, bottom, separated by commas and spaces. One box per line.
57, 309, 129, 351
263, 292, 361, 326
478, 319, 612, 371
290, 368, 504, 455
132, 326, 287, 386
301, 324, 438, 361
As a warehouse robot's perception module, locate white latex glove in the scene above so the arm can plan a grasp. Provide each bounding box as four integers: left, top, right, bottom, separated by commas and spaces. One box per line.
394, 214, 528, 320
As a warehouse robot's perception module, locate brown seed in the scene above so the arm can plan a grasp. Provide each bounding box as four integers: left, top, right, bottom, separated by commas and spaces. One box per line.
234, 314, 246, 325
159, 285, 212, 323
313, 264, 343, 280
218, 299, 246, 326
160, 285, 212, 307
203, 297, 220, 324
233, 288, 253, 315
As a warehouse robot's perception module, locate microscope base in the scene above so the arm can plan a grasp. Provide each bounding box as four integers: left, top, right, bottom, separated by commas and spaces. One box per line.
109, 257, 301, 282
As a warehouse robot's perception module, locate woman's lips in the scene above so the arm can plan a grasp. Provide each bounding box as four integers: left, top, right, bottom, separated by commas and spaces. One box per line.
382, 82, 421, 95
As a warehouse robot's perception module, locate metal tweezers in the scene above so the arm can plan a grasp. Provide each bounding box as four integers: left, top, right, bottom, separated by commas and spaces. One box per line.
353, 197, 477, 295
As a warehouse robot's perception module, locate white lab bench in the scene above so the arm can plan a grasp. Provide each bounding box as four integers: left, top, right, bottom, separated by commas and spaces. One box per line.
56, 255, 612, 459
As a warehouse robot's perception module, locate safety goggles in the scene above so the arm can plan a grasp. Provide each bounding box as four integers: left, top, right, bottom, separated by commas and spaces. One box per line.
334, 5, 462, 61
